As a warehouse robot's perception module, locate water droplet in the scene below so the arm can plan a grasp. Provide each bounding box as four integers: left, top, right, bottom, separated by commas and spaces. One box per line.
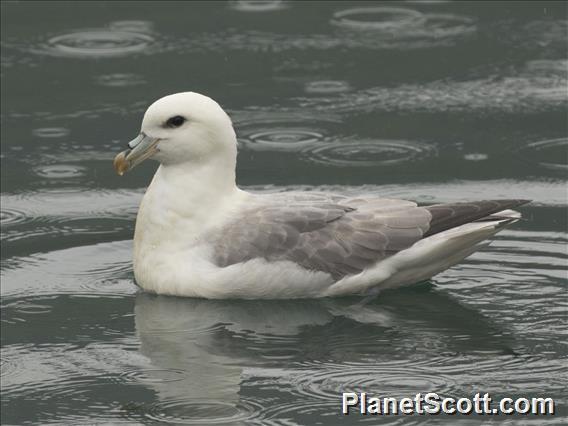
302, 139, 435, 167
42, 29, 154, 58
32, 127, 70, 138
464, 153, 488, 161
305, 80, 352, 94
33, 164, 86, 179
229, 0, 287, 12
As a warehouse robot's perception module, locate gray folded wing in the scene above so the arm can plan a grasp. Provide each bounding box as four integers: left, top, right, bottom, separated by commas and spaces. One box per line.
212, 196, 431, 280
211, 194, 530, 280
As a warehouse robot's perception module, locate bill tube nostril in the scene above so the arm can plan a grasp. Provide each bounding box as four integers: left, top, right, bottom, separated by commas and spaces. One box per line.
113, 133, 160, 175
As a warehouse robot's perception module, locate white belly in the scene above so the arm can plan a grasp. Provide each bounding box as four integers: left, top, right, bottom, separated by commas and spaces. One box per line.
134, 244, 333, 298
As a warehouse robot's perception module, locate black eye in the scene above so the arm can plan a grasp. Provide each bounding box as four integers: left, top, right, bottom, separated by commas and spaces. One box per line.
165, 115, 186, 128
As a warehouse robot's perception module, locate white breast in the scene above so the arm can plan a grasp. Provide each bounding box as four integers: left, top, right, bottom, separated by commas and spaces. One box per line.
130, 165, 331, 298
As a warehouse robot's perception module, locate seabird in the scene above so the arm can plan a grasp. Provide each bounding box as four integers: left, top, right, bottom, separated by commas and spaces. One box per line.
113, 92, 529, 299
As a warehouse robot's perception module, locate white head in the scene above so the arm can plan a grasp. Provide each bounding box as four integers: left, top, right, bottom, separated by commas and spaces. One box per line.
113, 92, 237, 175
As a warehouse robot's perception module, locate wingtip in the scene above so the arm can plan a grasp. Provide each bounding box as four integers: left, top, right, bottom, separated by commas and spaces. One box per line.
494, 217, 521, 229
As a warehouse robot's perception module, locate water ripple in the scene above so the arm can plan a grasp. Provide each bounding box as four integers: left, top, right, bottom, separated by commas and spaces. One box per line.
256, 347, 303, 361
419, 13, 477, 39
331, 7, 425, 31
289, 361, 458, 402
32, 127, 70, 138
95, 73, 147, 87
0, 352, 23, 382
0, 208, 29, 227
38, 28, 155, 58
119, 368, 188, 385
257, 400, 340, 424
236, 113, 339, 152
301, 139, 435, 167
245, 180, 567, 206
304, 80, 352, 94
517, 137, 568, 172
299, 73, 567, 114
1, 189, 141, 224
229, 0, 288, 12
1, 189, 140, 249
108, 20, 155, 33
516, 19, 568, 54
241, 129, 324, 151
1, 240, 136, 298
33, 164, 86, 179
128, 15, 475, 55
463, 153, 488, 161
6, 299, 53, 317
331, 7, 476, 46
142, 398, 264, 425
525, 59, 568, 77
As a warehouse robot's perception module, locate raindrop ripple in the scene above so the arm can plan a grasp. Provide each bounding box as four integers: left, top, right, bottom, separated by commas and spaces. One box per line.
331, 7, 425, 31
305, 80, 352, 94
33, 164, 86, 179
32, 127, 70, 138
229, 0, 288, 12
42, 29, 154, 58
95, 73, 147, 87
302, 139, 435, 167
120, 368, 188, 385
143, 398, 263, 425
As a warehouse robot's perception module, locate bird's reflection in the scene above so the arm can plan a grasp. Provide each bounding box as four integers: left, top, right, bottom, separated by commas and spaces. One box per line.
133, 285, 516, 407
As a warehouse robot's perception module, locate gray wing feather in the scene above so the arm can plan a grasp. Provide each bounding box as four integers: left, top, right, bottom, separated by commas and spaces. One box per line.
213, 195, 431, 280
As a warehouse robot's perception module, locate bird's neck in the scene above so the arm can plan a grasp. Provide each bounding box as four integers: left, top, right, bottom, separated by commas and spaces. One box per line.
151, 156, 238, 212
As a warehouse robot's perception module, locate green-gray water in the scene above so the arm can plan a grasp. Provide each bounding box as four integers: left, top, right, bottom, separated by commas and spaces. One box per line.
1, 1, 567, 424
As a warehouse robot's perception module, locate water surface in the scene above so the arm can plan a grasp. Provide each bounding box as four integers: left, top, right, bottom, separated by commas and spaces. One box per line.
1, 1, 567, 424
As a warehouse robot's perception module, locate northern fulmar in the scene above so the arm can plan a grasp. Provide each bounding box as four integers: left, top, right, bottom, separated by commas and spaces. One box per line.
113, 92, 529, 299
